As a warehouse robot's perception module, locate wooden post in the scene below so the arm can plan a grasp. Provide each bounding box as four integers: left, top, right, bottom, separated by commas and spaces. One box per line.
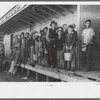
27, 70, 30, 76
36, 72, 39, 81
21, 68, 24, 74
46, 76, 50, 82
77, 5, 81, 69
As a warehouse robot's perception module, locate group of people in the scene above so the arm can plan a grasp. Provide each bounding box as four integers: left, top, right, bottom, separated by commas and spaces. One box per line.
0, 19, 95, 76
8, 20, 77, 75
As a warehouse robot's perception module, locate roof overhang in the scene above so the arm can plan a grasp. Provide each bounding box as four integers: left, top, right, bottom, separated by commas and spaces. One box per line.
0, 5, 77, 34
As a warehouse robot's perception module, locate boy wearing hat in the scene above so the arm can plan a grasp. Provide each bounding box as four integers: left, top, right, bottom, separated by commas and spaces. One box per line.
62, 24, 68, 43
56, 27, 65, 69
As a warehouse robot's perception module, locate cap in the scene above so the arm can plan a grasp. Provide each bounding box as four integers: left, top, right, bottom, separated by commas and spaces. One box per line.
56, 26, 63, 33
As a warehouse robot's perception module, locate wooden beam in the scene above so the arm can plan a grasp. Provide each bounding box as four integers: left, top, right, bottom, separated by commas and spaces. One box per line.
13, 18, 28, 29
25, 14, 43, 24
31, 6, 53, 21
72, 5, 77, 8
44, 5, 64, 16
9, 22, 20, 29
12, 20, 26, 30
37, 7, 58, 19
2, 23, 17, 33
18, 18, 34, 26
22, 15, 41, 24
34, 12, 52, 21
57, 5, 73, 14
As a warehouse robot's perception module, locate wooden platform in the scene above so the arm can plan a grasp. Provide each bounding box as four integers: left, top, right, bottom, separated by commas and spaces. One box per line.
20, 64, 100, 82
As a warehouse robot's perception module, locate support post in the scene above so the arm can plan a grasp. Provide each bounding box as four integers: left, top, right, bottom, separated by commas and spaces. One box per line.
46, 76, 50, 82
27, 70, 30, 76
77, 5, 81, 69
36, 72, 39, 81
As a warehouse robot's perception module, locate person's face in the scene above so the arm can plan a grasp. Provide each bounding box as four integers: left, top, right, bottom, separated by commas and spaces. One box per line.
18, 35, 21, 39
55, 24, 57, 29
26, 33, 29, 38
63, 25, 67, 31
34, 33, 38, 38
51, 23, 55, 30
58, 31, 62, 36
68, 27, 73, 34
21, 34, 24, 38
85, 21, 91, 28
29, 35, 31, 38
32, 34, 35, 39
41, 32, 44, 35
44, 29, 48, 33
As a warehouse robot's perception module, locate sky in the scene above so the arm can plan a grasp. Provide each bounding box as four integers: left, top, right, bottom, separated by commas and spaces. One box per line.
0, 3, 15, 18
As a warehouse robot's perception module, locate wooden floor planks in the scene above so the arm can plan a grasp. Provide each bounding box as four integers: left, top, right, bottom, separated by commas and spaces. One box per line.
20, 64, 100, 82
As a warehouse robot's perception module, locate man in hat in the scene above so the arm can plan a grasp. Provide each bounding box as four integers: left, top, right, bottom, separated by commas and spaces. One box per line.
42, 27, 49, 66
81, 19, 95, 71
47, 21, 58, 68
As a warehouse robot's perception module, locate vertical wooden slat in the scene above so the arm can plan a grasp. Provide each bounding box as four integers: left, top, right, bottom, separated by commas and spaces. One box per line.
46, 76, 50, 82
77, 5, 81, 69
36, 72, 39, 81
27, 70, 30, 76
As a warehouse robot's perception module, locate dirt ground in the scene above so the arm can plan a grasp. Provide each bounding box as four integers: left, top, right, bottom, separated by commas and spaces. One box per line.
0, 71, 35, 82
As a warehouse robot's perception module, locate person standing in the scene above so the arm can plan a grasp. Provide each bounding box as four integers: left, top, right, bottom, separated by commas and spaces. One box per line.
81, 20, 95, 71
20, 32, 26, 64
30, 32, 35, 63
25, 32, 31, 63
56, 27, 65, 69
47, 21, 58, 68
8, 44, 21, 74
64, 25, 77, 71
43, 27, 49, 66
62, 24, 68, 43
0, 47, 5, 72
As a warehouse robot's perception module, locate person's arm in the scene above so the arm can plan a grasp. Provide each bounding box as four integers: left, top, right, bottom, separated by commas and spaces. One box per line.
70, 32, 77, 49
81, 31, 86, 48
14, 50, 20, 63
46, 30, 50, 42
84, 28, 95, 47
65, 35, 69, 50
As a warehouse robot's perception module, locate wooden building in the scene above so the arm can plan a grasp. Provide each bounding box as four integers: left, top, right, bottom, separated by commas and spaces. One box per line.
1, 4, 100, 82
